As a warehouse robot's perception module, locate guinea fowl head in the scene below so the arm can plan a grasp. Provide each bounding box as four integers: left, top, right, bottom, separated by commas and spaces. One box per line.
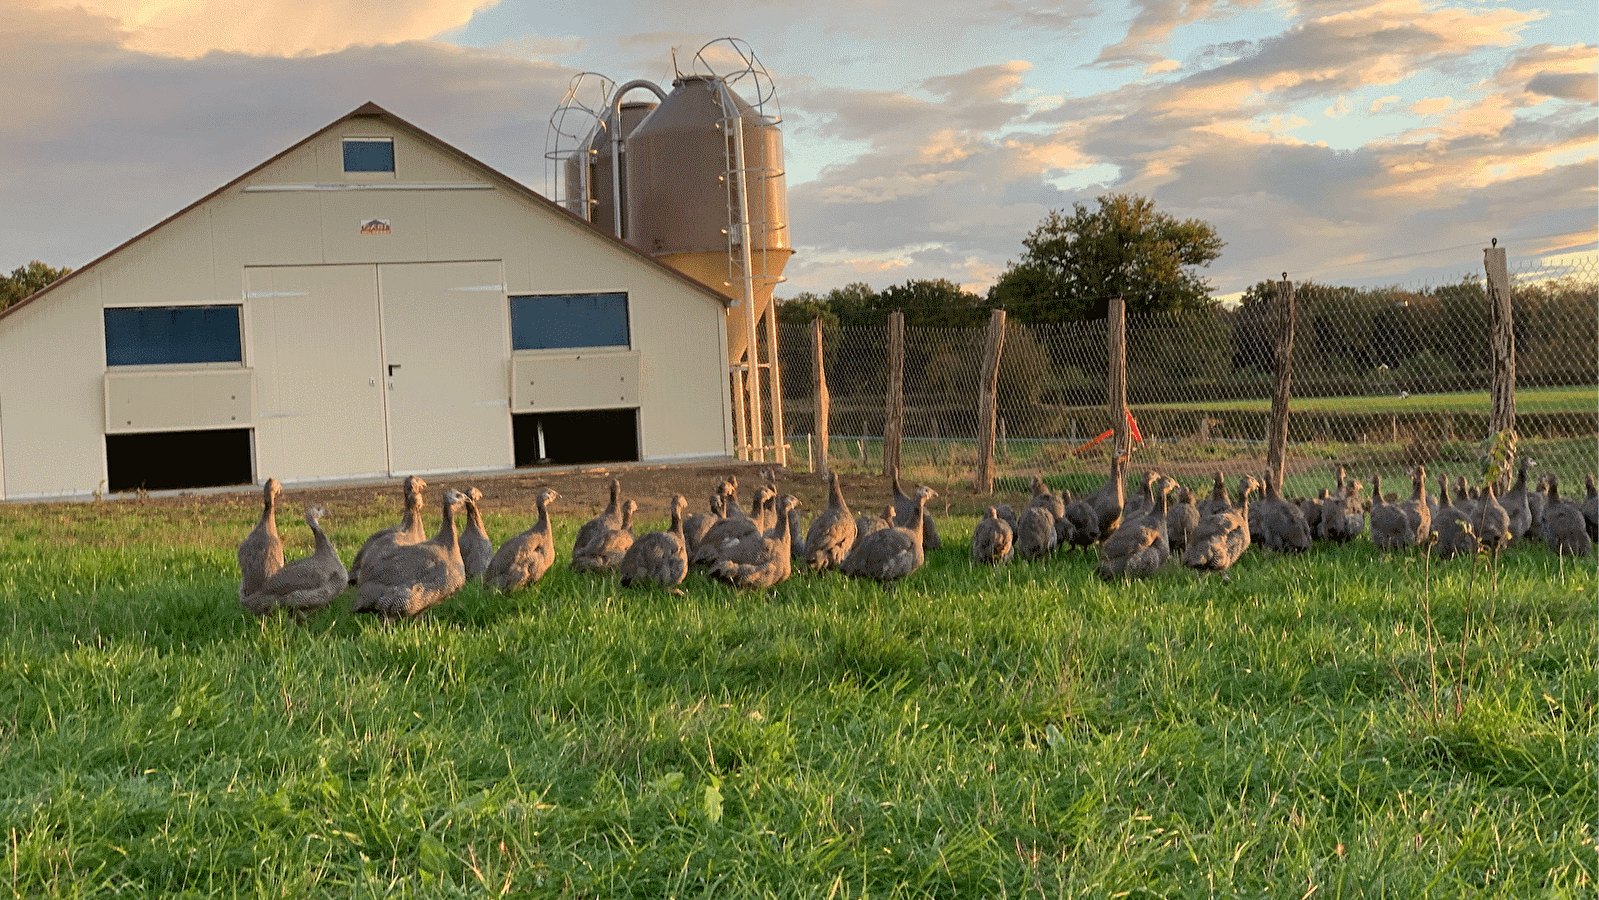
537, 487, 559, 508
303, 506, 326, 528
264, 478, 282, 498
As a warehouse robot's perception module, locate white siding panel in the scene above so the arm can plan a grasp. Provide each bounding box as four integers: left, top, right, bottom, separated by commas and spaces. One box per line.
105, 369, 254, 433
211, 191, 327, 269
321, 192, 429, 264
246, 266, 389, 481
97, 209, 221, 307
377, 261, 512, 475
422, 190, 529, 264
0, 276, 108, 497
511, 353, 641, 412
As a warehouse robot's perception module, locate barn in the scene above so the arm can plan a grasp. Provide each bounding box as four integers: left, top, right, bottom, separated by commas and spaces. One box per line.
0, 102, 737, 501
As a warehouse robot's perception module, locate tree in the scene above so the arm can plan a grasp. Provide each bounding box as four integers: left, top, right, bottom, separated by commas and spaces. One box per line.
988, 194, 1223, 323
872, 279, 992, 328
1, 261, 73, 311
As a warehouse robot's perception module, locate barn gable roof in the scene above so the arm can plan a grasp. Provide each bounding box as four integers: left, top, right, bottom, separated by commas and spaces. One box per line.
0, 101, 733, 324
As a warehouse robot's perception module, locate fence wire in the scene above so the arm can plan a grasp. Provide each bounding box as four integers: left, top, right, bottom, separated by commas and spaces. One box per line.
779, 256, 1597, 497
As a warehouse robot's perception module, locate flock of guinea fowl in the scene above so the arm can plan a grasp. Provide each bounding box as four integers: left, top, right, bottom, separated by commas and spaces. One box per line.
235, 454, 1597, 622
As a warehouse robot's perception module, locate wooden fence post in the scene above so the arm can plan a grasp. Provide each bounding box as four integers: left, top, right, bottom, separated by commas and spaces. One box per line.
1107, 297, 1128, 457
975, 309, 1007, 493
882, 311, 905, 477
1485, 239, 1515, 491
811, 318, 831, 480
1266, 274, 1296, 492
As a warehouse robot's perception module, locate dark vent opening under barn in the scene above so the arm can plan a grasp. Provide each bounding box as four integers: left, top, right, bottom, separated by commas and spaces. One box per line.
514, 410, 639, 467
106, 429, 254, 493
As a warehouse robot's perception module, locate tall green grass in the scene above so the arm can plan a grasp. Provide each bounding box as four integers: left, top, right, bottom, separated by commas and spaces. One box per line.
0, 500, 1593, 897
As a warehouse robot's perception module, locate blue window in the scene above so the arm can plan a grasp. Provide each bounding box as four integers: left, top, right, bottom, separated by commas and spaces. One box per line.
343, 138, 395, 173
104, 306, 243, 366
510, 292, 630, 351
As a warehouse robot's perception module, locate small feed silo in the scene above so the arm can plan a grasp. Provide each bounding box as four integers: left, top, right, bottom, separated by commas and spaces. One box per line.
548, 40, 792, 463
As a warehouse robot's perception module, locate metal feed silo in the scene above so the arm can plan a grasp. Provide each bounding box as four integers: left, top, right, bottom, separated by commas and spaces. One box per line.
544, 40, 792, 464
625, 61, 792, 463
561, 98, 659, 239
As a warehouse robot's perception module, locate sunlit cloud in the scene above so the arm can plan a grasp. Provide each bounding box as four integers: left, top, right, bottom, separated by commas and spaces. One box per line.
23, 0, 500, 58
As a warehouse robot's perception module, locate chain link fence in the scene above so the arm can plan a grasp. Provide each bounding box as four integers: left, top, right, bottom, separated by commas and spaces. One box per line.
778, 255, 1597, 498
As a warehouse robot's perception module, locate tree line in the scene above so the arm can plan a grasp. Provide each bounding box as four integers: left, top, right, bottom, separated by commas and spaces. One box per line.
0, 261, 72, 313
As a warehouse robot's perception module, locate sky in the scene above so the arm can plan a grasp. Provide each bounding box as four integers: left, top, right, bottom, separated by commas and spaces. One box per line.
3, 0, 1595, 301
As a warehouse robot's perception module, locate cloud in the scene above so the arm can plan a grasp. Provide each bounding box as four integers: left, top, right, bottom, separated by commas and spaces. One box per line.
0, 5, 574, 270
1094, 0, 1271, 69
1325, 97, 1351, 117
1409, 96, 1453, 115
1368, 94, 1401, 112
25, 0, 501, 58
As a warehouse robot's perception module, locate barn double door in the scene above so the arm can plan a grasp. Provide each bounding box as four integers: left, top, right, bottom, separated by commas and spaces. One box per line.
246, 261, 512, 481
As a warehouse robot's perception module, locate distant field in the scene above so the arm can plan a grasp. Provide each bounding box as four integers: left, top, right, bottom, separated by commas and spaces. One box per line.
1140, 386, 1597, 416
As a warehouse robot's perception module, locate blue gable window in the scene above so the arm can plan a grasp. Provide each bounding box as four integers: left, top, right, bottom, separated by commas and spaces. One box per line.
510, 292, 630, 351
104, 306, 243, 367
343, 137, 395, 173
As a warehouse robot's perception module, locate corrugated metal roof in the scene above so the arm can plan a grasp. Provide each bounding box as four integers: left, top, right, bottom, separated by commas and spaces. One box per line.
0, 101, 733, 325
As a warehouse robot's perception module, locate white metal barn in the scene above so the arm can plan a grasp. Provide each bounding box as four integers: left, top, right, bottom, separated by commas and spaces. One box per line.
0, 103, 738, 501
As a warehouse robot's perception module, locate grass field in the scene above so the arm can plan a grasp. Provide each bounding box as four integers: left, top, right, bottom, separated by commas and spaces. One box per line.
0, 494, 1594, 897
1140, 386, 1597, 416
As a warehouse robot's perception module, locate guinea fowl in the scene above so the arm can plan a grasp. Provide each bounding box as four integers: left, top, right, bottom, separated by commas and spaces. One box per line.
1121, 471, 1159, 523
1541, 475, 1592, 557
1527, 473, 1549, 539
1468, 480, 1511, 552
994, 504, 1021, 536
1320, 479, 1365, 543
710, 495, 799, 589
1583, 474, 1598, 543
241, 506, 347, 617
1197, 470, 1231, 518
1370, 469, 1430, 551
1027, 475, 1070, 546
458, 488, 494, 580
572, 479, 624, 559
1061, 492, 1100, 550
890, 467, 941, 551
855, 506, 894, 541
1183, 475, 1258, 574
1499, 457, 1535, 543
803, 472, 858, 571
352, 475, 427, 585
1014, 504, 1059, 561
1431, 499, 1477, 560
1299, 490, 1327, 540
1098, 476, 1176, 579
843, 486, 936, 584
971, 507, 1014, 564
353, 489, 467, 621
571, 499, 640, 573
239, 508, 346, 620
238, 477, 286, 599
483, 488, 559, 594
1090, 455, 1128, 542
1256, 471, 1311, 553
692, 484, 774, 569
1452, 475, 1478, 520
620, 494, 691, 588
682, 488, 728, 555
1166, 485, 1199, 556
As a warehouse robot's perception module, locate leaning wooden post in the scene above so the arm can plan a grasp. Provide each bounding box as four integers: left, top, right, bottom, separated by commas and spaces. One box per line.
975, 309, 1008, 493
811, 317, 831, 481
1266, 274, 1296, 492
1107, 297, 1129, 457
882, 311, 905, 477
1485, 238, 1516, 492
